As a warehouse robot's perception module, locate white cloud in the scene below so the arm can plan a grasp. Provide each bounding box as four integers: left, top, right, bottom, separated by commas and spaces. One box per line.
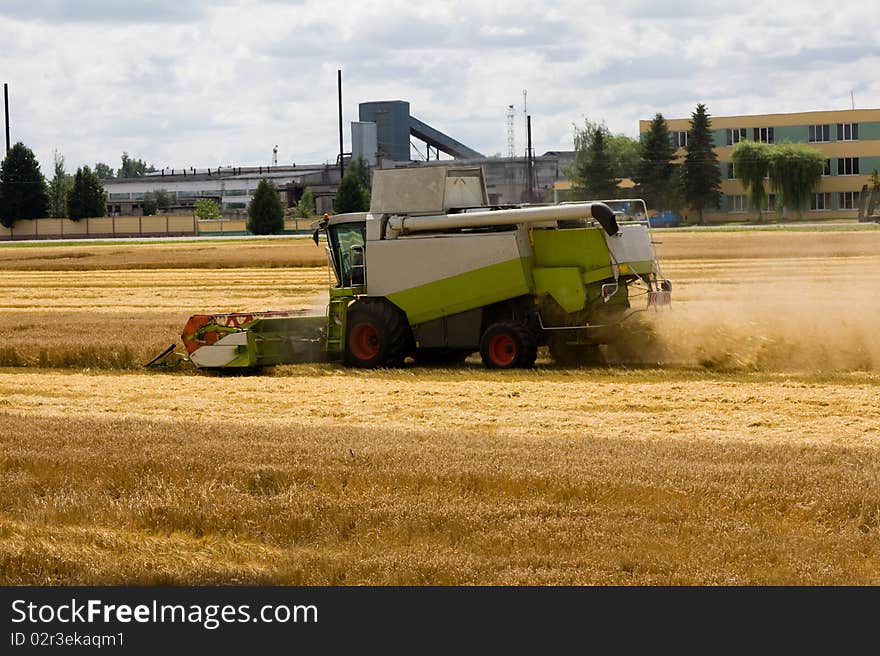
0, 0, 877, 173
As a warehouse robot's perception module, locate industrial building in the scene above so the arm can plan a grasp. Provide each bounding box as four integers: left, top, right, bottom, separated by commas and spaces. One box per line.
641, 108, 880, 222
102, 99, 571, 218
103, 163, 341, 216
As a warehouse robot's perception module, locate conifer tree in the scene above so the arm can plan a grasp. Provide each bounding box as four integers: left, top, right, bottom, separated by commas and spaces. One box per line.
247, 178, 284, 234
634, 113, 677, 210
0, 142, 49, 227
682, 104, 722, 224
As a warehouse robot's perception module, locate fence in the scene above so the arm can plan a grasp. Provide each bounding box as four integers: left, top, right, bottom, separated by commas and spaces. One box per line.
0, 216, 313, 241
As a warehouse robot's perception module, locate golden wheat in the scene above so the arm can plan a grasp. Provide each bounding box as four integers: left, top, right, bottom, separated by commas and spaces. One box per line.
0, 229, 879, 584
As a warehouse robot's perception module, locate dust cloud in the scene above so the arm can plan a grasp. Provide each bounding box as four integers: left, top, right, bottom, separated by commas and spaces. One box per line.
613, 260, 880, 373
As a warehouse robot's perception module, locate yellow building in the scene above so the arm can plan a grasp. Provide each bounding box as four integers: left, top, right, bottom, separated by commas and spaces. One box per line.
639, 108, 880, 222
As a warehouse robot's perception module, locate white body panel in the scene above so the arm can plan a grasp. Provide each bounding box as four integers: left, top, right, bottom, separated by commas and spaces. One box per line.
366, 229, 531, 297
189, 331, 247, 368
604, 224, 655, 264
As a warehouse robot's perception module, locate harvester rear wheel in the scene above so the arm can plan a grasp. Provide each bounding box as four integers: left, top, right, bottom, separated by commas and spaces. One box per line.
344, 299, 411, 368
479, 321, 537, 369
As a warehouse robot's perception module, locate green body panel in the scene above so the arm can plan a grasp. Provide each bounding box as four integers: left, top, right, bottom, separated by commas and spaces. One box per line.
531, 228, 611, 271
386, 257, 533, 326
533, 267, 586, 313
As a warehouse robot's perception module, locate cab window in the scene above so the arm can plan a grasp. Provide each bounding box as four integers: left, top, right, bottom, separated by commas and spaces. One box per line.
328, 222, 366, 287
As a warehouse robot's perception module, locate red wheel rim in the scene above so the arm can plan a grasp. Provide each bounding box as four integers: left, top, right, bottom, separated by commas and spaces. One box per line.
349, 323, 380, 360
488, 333, 516, 366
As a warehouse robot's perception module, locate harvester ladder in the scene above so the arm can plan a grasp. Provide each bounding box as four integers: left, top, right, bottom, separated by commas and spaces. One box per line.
325, 296, 349, 355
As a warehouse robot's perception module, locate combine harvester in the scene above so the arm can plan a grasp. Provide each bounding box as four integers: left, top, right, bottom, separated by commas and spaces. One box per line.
154, 166, 670, 371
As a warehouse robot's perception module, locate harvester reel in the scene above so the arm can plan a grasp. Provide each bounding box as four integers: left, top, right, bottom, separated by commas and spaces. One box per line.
479, 321, 538, 369
344, 299, 412, 368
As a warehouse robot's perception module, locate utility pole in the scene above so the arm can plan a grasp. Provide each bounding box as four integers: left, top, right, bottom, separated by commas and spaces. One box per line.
3, 83, 9, 154
337, 69, 345, 178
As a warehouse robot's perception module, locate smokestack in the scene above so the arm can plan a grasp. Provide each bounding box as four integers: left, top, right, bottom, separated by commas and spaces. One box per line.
337, 69, 344, 178
3, 83, 9, 154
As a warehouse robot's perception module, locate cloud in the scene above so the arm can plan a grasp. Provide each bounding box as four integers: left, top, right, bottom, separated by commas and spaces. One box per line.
0, 0, 212, 24
0, 0, 877, 173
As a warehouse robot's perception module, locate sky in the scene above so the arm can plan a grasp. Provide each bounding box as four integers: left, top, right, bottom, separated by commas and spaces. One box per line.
1, 0, 878, 174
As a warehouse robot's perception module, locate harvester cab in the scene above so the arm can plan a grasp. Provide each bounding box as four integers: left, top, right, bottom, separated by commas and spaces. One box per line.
160, 165, 671, 372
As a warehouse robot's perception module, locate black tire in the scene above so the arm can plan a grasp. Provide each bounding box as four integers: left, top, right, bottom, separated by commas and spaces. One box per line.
344, 299, 412, 368
548, 338, 606, 367
479, 321, 538, 369
412, 348, 472, 366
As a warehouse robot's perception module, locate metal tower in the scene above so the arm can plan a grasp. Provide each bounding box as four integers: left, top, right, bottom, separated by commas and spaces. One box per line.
506, 105, 515, 158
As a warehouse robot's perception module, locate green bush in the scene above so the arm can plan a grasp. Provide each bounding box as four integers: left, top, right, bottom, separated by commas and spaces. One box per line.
195, 198, 221, 220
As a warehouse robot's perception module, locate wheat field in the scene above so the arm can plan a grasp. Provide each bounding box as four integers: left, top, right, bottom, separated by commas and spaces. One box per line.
1, 228, 879, 584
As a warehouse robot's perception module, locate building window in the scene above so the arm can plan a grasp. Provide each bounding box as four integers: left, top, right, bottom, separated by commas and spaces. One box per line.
675, 131, 688, 149
838, 157, 860, 175
810, 193, 831, 210
809, 124, 830, 143
823, 159, 831, 176
837, 123, 859, 141
838, 191, 860, 209
726, 128, 747, 145
728, 195, 746, 212
764, 194, 777, 212
753, 127, 774, 143
727, 162, 737, 179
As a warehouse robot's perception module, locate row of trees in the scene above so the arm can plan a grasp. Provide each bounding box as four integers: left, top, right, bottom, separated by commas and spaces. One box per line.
571, 104, 826, 224
0, 143, 108, 227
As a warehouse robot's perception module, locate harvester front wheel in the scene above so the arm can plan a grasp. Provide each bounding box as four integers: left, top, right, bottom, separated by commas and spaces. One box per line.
480, 321, 537, 369
344, 300, 411, 368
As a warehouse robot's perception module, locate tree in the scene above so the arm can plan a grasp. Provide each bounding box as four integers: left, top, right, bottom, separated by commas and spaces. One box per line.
346, 156, 373, 204
333, 171, 370, 214
118, 152, 156, 178
570, 119, 640, 184
731, 140, 771, 221
682, 104, 722, 225
634, 113, 677, 210
194, 198, 221, 220
607, 133, 641, 181
94, 162, 115, 180
67, 166, 107, 220
573, 125, 619, 199
247, 178, 284, 234
0, 142, 49, 228
295, 187, 316, 218
142, 189, 173, 216
47, 151, 73, 218
767, 143, 824, 218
